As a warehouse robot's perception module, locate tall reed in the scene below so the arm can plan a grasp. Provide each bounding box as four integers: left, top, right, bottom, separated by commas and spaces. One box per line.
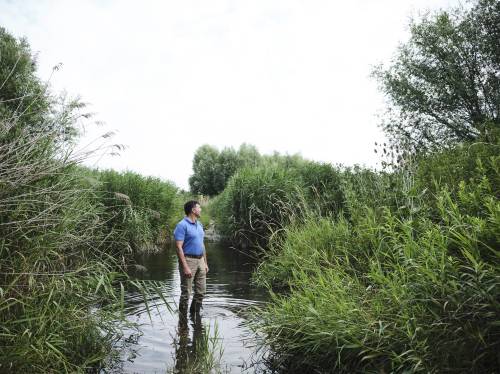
90, 169, 179, 250
211, 165, 306, 249
0, 119, 176, 372
250, 144, 500, 373
211, 161, 345, 249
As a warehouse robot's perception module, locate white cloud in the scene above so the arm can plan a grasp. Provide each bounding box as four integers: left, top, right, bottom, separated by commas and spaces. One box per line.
0, 0, 459, 188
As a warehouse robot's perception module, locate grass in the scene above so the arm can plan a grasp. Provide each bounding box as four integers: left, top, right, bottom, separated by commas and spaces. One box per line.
0, 120, 177, 372
211, 164, 310, 249
243, 143, 500, 373
169, 320, 227, 374
88, 168, 180, 251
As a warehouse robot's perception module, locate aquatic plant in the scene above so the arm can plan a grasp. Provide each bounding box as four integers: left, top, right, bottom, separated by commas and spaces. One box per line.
251, 144, 500, 373
0, 28, 172, 372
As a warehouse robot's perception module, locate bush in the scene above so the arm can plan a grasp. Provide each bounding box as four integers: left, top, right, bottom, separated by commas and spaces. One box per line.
92, 169, 179, 250
251, 146, 500, 373
212, 165, 306, 249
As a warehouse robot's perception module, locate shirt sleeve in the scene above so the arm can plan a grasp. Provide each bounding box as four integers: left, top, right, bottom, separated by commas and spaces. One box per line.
173, 222, 186, 241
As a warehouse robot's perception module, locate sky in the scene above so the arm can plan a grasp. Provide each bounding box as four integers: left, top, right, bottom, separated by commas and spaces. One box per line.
0, 0, 459, 189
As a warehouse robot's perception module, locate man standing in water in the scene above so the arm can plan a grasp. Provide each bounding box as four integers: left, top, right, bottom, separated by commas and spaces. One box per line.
174, 200, 208, 317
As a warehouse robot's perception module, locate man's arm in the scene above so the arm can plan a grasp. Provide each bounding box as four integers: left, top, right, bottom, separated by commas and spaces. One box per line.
176, 240, 192, 278
203, 242, 209, 273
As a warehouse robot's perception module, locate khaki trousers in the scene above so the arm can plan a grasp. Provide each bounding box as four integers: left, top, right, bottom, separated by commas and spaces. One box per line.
179, 257, 206, 306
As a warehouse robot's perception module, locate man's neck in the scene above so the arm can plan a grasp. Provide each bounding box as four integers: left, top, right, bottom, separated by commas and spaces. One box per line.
187, 214, 197, 223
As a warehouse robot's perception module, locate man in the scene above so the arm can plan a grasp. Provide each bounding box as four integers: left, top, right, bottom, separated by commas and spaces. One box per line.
173, 200, 209, 317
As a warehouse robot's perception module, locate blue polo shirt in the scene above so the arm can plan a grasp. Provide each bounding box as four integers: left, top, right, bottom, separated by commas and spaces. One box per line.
173, 217, 204, 256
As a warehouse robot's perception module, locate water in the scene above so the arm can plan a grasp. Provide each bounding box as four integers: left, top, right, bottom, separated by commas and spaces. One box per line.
105, 242, 269, 373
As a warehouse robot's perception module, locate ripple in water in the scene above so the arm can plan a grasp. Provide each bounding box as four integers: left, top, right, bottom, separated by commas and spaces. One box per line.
103, 242, 269, 374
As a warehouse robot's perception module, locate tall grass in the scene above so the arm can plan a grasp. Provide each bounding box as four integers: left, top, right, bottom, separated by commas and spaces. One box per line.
211, 160, 345, 249
90, 169, 180, 250
0, 119, 175, 372
211, 165, 306, 249
250, 143, 500, 373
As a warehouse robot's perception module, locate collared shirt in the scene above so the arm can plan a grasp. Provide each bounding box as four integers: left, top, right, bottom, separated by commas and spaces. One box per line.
173, 217, 204, 256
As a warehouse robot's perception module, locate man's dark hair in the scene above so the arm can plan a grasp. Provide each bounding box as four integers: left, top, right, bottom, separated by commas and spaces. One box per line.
184, 200, 199, 215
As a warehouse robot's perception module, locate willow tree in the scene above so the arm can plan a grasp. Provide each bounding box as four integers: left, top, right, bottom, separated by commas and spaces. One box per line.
189, 143, 262, 196
374, 0, 500, 151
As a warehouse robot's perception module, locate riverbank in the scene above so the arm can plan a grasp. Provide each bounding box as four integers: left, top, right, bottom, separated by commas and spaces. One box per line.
0, 28, 189, 372
218, 143, 500, 373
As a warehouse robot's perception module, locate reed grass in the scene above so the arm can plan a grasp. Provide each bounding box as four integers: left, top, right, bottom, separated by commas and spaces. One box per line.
80, 168, 181, 251
169, 320, 227, 374
0, 117, 172, 373
211, 161, 344, 249
246, 144, 499, 373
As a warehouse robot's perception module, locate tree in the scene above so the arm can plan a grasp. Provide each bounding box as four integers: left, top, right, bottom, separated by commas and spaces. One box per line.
373, 0, 500, 151
189, 143, 264, 196
0, 27, 49, 125
189, 144, 221, 196
236, 143, 261, 168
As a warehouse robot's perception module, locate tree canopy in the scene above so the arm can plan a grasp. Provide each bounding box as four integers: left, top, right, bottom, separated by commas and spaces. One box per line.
0, 27, 50, 126
373, 0, 500, 151
189, 143, 261, 196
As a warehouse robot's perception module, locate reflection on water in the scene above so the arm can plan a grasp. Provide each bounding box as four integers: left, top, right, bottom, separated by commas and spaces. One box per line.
174, 299, 206, 373
104, 242, 268, 373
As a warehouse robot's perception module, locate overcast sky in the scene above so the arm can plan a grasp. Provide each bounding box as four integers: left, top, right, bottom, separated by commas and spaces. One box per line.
1, 0, 458, 189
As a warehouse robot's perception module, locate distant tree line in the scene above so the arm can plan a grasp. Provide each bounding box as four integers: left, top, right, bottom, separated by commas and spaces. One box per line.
189, 143, 284, 196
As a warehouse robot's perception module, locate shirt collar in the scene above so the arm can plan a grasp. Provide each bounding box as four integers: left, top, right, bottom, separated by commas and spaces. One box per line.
184, 216, 197, 225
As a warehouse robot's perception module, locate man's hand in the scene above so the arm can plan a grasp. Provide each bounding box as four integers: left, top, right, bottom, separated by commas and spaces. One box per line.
183, 265, 192, 278
205, 265, 209, 274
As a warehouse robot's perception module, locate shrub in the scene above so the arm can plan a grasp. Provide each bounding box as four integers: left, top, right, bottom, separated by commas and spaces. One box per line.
212, 165, 306, 249
93, 169, 179, 250
251, 146, 500, 373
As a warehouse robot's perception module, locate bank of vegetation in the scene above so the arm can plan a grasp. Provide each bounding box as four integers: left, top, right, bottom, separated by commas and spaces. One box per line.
251, 143, 499, 373
189, 1, 500, 372
88, 168, 181, 250
0, 27, 184, 372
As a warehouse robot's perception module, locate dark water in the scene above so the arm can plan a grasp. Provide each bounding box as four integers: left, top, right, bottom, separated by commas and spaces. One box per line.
106, 242, 269, 373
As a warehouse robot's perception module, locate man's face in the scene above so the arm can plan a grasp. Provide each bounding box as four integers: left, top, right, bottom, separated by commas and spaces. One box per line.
192, 204, 201, 218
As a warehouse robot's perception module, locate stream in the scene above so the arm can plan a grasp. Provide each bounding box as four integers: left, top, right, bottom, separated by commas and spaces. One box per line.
103, 242, 270, 373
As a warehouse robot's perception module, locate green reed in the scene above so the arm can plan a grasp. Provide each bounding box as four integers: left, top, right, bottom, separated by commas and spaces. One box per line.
249, 144, 500, 373
88, 168, 180, 251
0, 120, 175, 373
168, 320, 227, 374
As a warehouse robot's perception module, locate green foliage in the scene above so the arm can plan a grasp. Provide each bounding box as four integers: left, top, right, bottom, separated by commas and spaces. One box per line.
373, 0, 500, 150
189, 143, 261, 196
92, 169, 179, 250
189, 145, 221, 196
0, 26, 50, 127
211, 165, 305, 249
415, 142, 500, 196
245, 2, 500, 369
0, 120, 147, 373
251, 146, 500, 373
0, 29, 171, 373
297, 162, 344, 216
211, 154, 357, 249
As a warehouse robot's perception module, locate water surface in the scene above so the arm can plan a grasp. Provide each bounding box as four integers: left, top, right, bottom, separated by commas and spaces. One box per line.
106, 242, 269, 373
